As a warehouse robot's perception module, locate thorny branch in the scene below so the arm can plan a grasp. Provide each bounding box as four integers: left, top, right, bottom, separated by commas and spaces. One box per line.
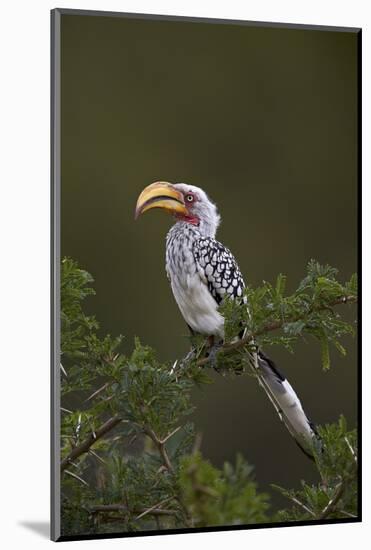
90, 503, 178, 519
287, 495, 316, 517
318, 480, 346, 520
195, 295, 358, 368
135, 496, 175, 520
143, 426, 175, 473
61, 416, 123, 472
143, 426, 193, 527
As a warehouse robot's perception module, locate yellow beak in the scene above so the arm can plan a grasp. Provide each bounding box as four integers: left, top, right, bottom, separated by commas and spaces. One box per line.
135, 181, 188, 219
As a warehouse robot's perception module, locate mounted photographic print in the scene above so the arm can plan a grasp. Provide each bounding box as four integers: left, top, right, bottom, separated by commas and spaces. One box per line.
51, 8, 361, 542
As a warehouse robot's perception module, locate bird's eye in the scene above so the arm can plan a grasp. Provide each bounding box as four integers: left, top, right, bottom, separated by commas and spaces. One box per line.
185, 194, 194, 203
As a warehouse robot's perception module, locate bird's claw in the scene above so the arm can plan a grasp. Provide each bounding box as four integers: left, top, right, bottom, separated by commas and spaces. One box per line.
206, 342, 223, 371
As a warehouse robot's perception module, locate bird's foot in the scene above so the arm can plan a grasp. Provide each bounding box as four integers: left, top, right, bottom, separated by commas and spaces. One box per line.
206, 340, 223, 371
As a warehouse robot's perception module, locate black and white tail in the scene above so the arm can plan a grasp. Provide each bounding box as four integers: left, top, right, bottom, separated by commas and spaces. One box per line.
248, 349, 320, 459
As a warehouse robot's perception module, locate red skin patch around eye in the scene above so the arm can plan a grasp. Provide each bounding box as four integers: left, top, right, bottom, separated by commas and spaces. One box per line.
173, 192, 199, 225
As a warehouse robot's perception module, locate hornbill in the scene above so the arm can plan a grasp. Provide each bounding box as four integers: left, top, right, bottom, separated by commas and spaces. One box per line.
135, 181, 318, 458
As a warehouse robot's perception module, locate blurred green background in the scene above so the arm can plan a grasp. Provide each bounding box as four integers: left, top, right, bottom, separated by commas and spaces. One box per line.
61, 13, 358, 510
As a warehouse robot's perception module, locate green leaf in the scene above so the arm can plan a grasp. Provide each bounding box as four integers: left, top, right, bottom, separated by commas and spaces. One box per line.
320, 335, 330, 371
275, 273, 286, 297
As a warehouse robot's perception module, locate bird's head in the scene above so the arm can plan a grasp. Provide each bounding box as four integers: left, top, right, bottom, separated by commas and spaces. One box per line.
135, 181, 221, 237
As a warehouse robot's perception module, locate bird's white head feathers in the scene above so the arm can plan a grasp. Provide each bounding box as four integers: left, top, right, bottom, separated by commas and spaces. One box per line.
173, 183, 221, 238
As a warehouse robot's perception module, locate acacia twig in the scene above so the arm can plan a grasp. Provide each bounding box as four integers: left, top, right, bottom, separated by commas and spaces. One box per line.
61, 416, 123, 471
135, 496, 174, 520
64, 469, 89, 487
161, 425, 181, 444
143, 426, 193, 527
195, 295, 357, 367
144, 427, 174, 473
288, 495, 316, 517
318, 481, 345, 519
90, 503, 177, 518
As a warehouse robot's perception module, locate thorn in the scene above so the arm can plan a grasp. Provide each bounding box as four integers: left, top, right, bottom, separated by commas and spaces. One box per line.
64, 469, 89, 487
169, 360, 178, 375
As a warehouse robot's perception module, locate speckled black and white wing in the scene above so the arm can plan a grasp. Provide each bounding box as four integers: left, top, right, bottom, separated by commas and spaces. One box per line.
193, 237, 318, 457
193, 237, 246, 305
